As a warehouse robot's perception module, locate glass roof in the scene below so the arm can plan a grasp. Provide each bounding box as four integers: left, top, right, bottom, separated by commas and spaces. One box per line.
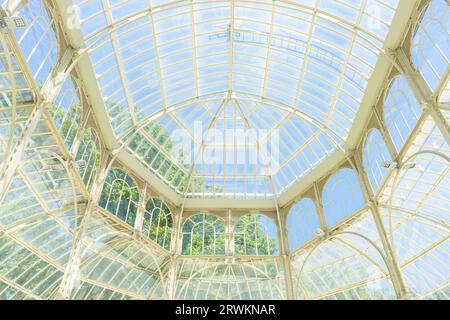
73, 0, 400, 199
1, 0, 449, 301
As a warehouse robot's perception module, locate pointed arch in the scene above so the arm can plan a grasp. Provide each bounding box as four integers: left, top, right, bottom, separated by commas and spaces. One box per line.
142, 197, 173, 251
287, 198, 320, 251
99, 168, 139, 227
234, 214, 278, 256
181, 213, 225, 255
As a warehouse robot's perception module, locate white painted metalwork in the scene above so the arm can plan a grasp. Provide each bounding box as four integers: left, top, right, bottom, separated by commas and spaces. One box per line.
0, 0, 448, 301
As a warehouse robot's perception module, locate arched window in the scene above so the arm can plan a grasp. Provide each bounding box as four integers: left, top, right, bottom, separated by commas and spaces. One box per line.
384, 75, 422, 151
323, 168, 365, 227
15, 0, 59, 85
75, 128, 100, 189
51, 76, 82, 150
182, 213, 225, 255
287, 198, 320, 251
234, 214, 278, 256
99, 168, 139, 227
411, 0, 449, 91
363, 129, 392, 193
142, 197, 173, 250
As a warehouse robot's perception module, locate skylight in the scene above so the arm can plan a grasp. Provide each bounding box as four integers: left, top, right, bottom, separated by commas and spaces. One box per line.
73, 0, 399, 199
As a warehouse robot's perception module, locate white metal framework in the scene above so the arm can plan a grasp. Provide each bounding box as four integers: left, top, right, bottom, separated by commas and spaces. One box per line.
0, 0, 448, 300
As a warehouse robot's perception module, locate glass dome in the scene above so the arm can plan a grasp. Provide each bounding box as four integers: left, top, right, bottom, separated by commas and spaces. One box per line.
0, 0, 448, 300
75, 0, 398, 199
